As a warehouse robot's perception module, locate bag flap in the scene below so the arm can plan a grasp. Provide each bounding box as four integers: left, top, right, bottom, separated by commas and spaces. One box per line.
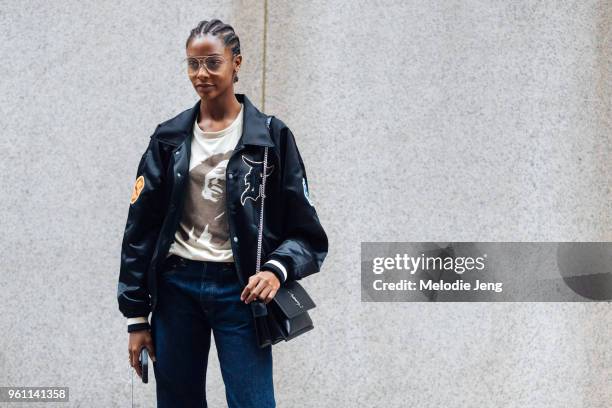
272, 280, 316, 319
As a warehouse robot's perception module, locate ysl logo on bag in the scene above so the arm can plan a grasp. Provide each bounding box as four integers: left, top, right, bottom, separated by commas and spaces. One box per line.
289, 291, 304, 309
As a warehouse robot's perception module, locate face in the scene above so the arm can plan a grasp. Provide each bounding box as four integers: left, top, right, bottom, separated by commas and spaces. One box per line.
186, 34, 241, 99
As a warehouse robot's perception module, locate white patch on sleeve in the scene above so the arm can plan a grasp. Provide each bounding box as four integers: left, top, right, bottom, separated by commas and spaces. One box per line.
302, 177, 314, 206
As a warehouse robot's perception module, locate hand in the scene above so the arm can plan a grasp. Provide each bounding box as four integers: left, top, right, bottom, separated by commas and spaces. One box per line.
240, 270, 280, 304
129, 329, 156, 379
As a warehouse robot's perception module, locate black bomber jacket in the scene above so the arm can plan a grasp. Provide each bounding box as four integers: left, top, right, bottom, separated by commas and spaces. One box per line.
117, 93, 329, 332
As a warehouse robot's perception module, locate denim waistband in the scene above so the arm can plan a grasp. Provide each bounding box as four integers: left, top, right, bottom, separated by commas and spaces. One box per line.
160, 255, 240, 286
164, 253, 236, 271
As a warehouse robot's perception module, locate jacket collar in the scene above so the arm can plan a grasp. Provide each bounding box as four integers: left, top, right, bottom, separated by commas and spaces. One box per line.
155, 93, 274, 148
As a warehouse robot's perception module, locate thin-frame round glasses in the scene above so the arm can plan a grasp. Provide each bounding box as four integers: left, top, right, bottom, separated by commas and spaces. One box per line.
182, 55, 233, 75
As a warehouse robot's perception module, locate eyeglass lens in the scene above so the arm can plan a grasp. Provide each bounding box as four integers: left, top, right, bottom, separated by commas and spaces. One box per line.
186, 57, 225, 74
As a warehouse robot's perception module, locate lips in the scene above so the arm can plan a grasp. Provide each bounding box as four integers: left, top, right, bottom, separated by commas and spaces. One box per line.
196, 84, 214, 88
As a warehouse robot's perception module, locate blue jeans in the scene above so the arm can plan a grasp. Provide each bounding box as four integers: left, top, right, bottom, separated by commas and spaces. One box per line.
151, 255, 275, 408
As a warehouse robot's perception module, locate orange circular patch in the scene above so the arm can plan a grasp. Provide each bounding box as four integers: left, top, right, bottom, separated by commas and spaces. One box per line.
130, 175, 145, 204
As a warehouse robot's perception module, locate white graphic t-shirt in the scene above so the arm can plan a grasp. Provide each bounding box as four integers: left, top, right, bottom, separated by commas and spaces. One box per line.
166, 103, 244, 262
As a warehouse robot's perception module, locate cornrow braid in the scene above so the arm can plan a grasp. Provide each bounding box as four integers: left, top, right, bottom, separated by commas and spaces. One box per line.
186, 18, 241, 83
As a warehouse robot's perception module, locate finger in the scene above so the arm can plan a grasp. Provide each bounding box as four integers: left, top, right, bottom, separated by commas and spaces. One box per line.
130, 349, 141, 378
241, 275, 259, 301
130, 349, 136, 368
259, 286, 272, 302
245, 289, 258, 303
240, 285, 251, 301
246, 279, 265, 303
146, 340, 157, 363
136, 346, 144, 378
247, 279, 268, 303
264, 288, 278, 304
245, 285, 259, 303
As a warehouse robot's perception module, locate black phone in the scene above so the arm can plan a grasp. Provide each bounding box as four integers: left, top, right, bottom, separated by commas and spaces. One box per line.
139, 347, 148, 383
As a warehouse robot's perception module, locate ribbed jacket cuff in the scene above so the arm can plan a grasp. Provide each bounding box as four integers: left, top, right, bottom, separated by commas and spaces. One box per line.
262, 259, 288, 284
127, 316, 150, 333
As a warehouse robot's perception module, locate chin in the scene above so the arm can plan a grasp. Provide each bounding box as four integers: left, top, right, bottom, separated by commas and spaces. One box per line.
203, 90, 224, 101
196, 89, 213, 97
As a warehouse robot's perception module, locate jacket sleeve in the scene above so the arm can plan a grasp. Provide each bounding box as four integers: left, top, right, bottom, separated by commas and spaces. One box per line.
261, 125, 329, 284
117, 134, 166, 329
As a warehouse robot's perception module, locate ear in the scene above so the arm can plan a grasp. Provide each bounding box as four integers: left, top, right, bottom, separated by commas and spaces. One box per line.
233, 54, 242, 71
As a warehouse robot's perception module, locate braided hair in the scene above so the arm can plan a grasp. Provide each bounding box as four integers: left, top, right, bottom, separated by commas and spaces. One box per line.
186, 19, 241, 83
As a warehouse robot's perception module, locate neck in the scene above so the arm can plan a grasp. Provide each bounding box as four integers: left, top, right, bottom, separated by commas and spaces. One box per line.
199, 90, 241, 122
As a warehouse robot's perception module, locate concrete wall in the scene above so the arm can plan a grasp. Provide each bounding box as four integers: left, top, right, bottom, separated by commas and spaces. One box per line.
1, 1, 609, 406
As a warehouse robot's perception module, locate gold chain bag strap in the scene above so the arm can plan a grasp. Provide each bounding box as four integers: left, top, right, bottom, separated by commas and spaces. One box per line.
250, 115, 317, 348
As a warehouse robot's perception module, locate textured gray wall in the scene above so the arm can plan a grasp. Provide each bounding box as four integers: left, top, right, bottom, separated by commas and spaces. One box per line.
1, 1, 610, 407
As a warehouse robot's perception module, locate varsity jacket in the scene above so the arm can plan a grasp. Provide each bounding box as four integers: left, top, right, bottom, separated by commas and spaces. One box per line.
117, 93, 329, 332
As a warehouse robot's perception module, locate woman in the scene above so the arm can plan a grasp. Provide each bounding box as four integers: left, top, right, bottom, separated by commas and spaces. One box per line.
117, 18, 328, 408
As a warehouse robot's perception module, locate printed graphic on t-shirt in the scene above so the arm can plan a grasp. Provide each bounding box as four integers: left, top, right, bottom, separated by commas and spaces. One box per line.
177, 151, 233, 249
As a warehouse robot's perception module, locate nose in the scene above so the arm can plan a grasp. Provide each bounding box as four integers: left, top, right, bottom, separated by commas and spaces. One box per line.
196, 64, 210, 78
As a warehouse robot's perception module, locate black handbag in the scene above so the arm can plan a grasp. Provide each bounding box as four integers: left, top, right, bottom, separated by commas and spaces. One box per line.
249, 115, 317, 348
